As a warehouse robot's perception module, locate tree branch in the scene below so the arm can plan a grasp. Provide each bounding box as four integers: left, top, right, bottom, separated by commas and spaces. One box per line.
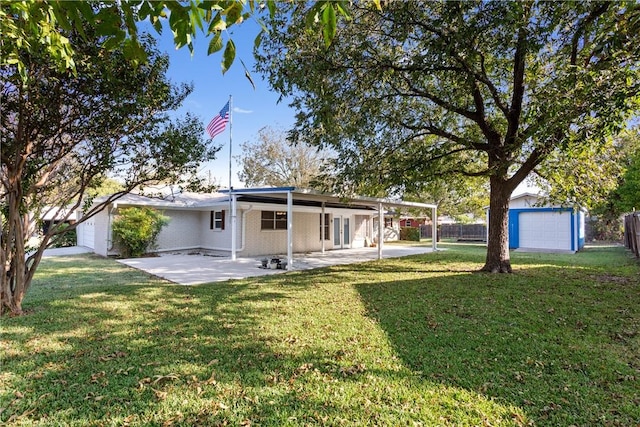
571, 3, 610, 66
506, 20, 528, 149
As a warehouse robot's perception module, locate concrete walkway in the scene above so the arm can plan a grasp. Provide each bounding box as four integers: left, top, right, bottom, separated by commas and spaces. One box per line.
117, 245, 435, 285
41, 246, 93, 257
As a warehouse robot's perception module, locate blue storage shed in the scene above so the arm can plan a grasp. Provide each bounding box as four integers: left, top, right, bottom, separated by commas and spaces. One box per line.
506, 193, 585, 253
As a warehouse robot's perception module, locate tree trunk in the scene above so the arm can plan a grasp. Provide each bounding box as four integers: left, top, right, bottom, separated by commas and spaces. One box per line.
481, 177, 513, 273
1, 187, 29, 316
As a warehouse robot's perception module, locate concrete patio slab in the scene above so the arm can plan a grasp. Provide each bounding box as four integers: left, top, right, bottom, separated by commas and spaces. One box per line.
116, 245, 435, 285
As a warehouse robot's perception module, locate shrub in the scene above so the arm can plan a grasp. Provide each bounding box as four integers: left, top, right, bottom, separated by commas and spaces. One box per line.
400, 227, 420, 241
50, 223, 77, 248
112, 207, 170, 257
587, 216, 623, 242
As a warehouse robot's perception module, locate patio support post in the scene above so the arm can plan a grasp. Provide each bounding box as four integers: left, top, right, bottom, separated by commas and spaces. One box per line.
231, 192, 237, 260
378, 203, 383, 260
432, 206, 438, 251
287, 190, 293, 269
321, 202, 326, 254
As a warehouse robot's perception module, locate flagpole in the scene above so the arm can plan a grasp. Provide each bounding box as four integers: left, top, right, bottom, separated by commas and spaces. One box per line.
228, 94, 233, 191
228, 95, 236, 261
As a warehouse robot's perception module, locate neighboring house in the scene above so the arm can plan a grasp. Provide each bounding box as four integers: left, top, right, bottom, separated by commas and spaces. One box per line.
398, 216, 430, 228
77, 187, 438, 266
438, 215, 458, 225
487, 192, 586, 253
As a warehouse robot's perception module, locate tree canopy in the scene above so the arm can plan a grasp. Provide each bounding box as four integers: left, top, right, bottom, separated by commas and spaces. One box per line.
406, 178, 489, 223
256, 1, 640, 272
237, 126, 331, 188
617, 157, 640, 213
613, 129, 640, 213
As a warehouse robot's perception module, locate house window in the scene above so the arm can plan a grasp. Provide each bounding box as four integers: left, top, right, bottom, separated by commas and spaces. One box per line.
405, 219, 412, 227
261, 211, 287, 230
210, 210, 225, 230
319, 213, 330, 240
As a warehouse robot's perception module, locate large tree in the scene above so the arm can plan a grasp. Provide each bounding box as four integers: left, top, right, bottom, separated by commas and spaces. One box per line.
237, 126, 331, 187
256, 1, 640, 272
1, 29, 218, 315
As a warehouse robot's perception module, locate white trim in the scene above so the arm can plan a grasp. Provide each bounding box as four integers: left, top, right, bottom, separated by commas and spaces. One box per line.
432, 206, 438, 251
378, 203, 383, 260
321, 203, 326, 254
231, 194, 237, 260
287, 190, 293, 269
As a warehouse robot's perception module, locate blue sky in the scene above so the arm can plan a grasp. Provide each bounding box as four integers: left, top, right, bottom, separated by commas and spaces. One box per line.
149, 19, 295, 189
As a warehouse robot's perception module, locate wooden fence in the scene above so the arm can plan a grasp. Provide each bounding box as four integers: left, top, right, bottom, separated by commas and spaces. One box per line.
623, 213, 640, 258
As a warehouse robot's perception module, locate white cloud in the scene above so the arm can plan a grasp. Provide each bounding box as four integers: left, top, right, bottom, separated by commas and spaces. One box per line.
233, 107, 253, 114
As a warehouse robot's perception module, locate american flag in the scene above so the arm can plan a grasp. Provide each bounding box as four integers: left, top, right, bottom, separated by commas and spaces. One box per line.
207, 101, 230, 138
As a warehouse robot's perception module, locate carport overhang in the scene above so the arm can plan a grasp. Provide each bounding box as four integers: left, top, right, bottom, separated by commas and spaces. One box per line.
220, 187, 438, 268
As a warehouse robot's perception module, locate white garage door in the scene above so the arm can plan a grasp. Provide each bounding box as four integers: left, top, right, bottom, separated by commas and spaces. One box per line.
519, 211, 571, 251
79, 219, 95, 249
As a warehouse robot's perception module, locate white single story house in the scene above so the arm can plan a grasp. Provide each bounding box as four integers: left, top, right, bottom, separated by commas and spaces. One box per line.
77, 187, 438, 268
487, 192, 586, 253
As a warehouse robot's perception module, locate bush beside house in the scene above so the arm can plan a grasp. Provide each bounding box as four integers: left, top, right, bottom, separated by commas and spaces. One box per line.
50, 224, 77, 248
112, 207, 170, 257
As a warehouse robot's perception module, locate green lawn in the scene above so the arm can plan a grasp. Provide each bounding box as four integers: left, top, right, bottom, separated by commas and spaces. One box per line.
1, 244, 638, 426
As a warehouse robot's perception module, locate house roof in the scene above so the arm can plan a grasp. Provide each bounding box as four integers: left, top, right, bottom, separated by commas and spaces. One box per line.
100, 192, 229, 210
510, 192, 541, 201
101, 187, 437, 212
221, 187, 437, 211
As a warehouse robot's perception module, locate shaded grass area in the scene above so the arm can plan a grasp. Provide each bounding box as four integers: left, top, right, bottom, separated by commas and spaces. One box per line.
1, 245, 638, 426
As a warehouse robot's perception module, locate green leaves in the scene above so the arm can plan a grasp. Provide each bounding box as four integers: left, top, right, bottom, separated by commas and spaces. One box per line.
207, 33, 223, 55
321, 4, 336, 48
112, 208, 170, 258
221, 39, 235, 74
3, 0, 360, 86
304, 1, 352, 48
258, 1, 639, 196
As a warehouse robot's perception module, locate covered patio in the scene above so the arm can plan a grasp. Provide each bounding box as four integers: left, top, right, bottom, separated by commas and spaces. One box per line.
221, 187, 438, 269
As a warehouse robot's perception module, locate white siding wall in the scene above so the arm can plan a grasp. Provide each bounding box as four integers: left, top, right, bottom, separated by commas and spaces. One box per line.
106, 208, 203, 256
509, 195, 540, 208
199, 209, 233, 251
292, 212, 325, 253
242, 210, 283, 256
91, 202, 376, 258
353, 215, 370, 248
155, 210, 201, 251
241, 210, 329, 257
94, 208, 111, 256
